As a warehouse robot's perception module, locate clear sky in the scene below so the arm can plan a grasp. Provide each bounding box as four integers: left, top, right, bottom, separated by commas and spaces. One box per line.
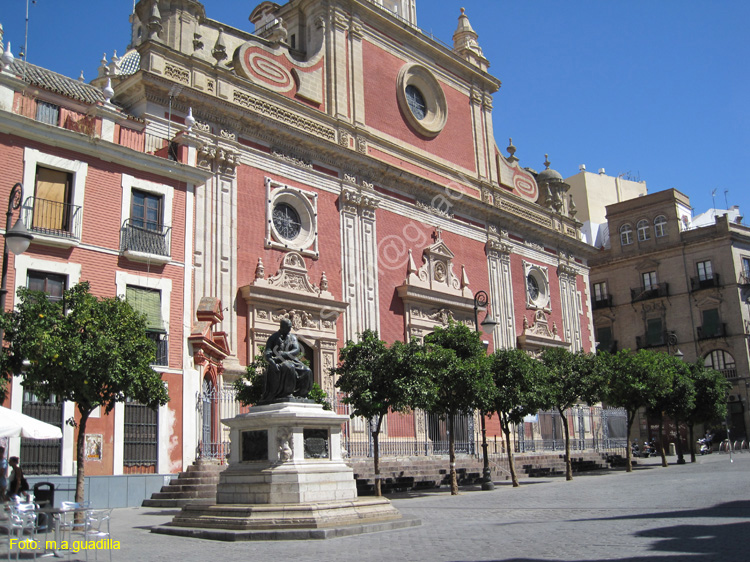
2, 1, 747, 219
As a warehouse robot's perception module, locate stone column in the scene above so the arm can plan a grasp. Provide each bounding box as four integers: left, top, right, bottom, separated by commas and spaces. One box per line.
486, 236, 516, 349
558, 263, 583, 351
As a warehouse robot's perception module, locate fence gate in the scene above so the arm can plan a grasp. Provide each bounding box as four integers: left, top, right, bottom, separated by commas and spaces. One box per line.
21, 391, 62, 475
196, 383, 243, 462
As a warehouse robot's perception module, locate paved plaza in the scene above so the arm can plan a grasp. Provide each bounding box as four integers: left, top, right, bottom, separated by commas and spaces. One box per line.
20, 452, 750, 561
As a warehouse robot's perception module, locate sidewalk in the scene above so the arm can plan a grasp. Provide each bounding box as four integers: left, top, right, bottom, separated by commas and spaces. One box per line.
12, 452, 750, 561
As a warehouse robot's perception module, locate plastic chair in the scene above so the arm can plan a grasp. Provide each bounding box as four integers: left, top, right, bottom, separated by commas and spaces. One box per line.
57, 501, 91, 547
2, 503, 39, 561
70, 509, 112, 562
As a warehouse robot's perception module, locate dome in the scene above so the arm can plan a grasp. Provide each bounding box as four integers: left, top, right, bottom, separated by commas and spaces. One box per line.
537, 155, 563, 183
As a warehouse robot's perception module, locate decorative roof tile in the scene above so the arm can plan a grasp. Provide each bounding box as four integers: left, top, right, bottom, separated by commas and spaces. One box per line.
7, 60, 106, 105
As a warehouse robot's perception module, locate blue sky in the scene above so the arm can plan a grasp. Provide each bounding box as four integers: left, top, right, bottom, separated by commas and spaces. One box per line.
2, 1, 747, 218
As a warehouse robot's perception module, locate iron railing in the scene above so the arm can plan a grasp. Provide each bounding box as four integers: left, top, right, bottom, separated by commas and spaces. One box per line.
636, 330, 675, 349
630, 283, 669, 303
592, 295, 613, 310
691, 274, 720, 291
120, 219, 171, 257
123, 400, 158, 470
21, 394, 63, 475
147, 332, 169, 366
697, 323, 727, 340
22, 196, 82, 240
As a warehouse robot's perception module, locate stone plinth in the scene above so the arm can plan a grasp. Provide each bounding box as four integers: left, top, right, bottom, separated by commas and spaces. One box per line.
216, 401, 357, 504
155, 402, 411, 541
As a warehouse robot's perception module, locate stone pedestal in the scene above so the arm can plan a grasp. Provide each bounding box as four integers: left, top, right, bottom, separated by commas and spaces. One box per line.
155, 402, 413, 541
216, 401, 357, 504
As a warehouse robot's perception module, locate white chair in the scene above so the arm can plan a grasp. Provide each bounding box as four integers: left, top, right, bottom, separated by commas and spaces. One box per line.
56, 501, 91, 552
2, 503, 39, 561
70, 509, 112, 562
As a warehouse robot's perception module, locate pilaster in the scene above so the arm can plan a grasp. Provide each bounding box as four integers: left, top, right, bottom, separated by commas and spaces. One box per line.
486, 235, 515, 349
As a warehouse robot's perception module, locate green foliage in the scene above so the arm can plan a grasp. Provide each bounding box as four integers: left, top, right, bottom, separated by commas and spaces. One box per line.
233, 351, 267, 406
686, 361, 731, 427
538, 348, 602, 412
421, 322, 494, 417
308, 382, 332, 410
0, 282, 169, 413
488, 348, 545, 426
601, 349, 672, 415
333, 330, 426, 421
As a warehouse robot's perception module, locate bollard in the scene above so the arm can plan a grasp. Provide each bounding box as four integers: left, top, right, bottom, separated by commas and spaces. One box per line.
668, 443, 676, 456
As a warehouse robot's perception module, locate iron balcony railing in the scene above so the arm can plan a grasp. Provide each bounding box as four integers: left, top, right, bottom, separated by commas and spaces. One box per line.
691, 274, 721, 291
120, 219, 171, 257
636, 330, 675, 350
147, 331, 169, 366
697, 323, 727, 340
22, 196, 82, 240
631, 283, 669, 303
721, 368, 738, 380
739, 272, 750, 286
592, 295, 613, 310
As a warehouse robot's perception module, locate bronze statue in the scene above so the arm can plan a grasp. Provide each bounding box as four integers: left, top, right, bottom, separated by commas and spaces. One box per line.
260, 318, 313, 403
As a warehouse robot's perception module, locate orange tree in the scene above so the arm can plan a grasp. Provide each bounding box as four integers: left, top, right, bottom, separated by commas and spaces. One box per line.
0, 282, 168, 503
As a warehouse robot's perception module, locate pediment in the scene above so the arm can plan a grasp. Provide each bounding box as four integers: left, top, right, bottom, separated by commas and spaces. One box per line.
635, 258, 660, 271
694, 295, 722, 308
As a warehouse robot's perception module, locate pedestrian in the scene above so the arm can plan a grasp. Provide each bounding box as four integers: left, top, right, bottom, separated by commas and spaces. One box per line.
7, 456, 29, 500
0, 446, 7, 501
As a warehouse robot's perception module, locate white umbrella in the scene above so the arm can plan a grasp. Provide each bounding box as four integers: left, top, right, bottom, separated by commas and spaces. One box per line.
0, 406, 63, 439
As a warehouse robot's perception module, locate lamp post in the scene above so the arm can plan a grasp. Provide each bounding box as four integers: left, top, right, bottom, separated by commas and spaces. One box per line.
473, 290, 498, 491
1, 183, 34, 321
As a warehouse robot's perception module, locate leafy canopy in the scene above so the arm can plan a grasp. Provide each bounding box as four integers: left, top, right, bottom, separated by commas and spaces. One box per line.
488, 348, 546, 426
0, 282, 169, 413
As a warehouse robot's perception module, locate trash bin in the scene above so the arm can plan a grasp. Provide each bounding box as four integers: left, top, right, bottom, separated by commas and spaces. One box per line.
668, 443, 676, 456
33, 482, 54, 507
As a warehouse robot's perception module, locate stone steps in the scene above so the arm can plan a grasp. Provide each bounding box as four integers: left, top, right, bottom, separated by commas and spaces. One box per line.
142, 460, 227, 508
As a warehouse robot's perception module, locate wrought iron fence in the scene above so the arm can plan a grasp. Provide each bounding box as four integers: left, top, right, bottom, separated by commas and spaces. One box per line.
194, 385, 628, 463
20, 393, 62, 475
23, 196, 82, 240
120, 219, 171, 257
123, 399, 158, 472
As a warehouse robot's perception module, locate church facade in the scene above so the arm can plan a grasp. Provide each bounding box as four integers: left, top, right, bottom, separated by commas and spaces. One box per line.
1, 0, 598, 479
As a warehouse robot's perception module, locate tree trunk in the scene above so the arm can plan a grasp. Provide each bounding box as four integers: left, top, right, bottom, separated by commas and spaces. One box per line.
501, 415, 519, 487
626, 411, 635, 473
373, 415, 383, 497
75, 409, 91, 505
688, 423, 696, 463
658, 418, 667, 467
449, 415, 457, 495
675, 420, 684, 463
560, 410, 572, 481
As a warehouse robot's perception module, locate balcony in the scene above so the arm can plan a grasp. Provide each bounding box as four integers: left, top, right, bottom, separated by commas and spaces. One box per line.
740, 272, 750, 286
630, 283, 669, 303
690, 274, 721, 291
120, 219, 171, 264
147, 332, 169, 367
721, 368, 738, 380
592, 295, 613, 310
636, 331, 674, 350
22, 196, 82, 245
697, 323, 727, 340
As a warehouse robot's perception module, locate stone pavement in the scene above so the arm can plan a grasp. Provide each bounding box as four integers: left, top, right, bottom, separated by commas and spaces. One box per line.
27, 452, 750, 561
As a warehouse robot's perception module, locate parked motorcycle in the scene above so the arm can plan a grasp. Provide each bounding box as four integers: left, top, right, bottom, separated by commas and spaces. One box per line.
631, 441, 640, 457
698, 434, 713, 455
641, 440, 657, 458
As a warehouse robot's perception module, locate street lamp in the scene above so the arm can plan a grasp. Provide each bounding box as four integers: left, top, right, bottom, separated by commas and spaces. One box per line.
473, 290, 498, 491
1, 183, 34, 313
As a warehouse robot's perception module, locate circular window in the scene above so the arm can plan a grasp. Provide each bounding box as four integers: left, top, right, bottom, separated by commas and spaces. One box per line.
268, 188, 317, 254
526, 267, 550, 309
396, 63, 448, 137
405, 85, 427, 120
527, 274, 540, 301
272, 202, 302, 240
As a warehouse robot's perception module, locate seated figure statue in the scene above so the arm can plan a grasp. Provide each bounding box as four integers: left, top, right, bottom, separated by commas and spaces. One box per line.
260, 318, 313, 403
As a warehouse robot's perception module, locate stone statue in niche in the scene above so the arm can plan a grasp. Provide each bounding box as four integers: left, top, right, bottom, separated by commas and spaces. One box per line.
260, 318, 313, 404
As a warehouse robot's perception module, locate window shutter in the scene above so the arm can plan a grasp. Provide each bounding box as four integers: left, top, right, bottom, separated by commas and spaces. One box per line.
702, 309, 719, 337
646, 318, 663, 345
126, 286, 164, 332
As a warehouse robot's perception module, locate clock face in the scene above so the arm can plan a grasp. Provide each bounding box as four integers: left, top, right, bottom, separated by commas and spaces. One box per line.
272, 202, 301, 240
527, 274, 540, 301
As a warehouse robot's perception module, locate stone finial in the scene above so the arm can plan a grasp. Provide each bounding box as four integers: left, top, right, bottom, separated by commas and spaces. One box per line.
212, 28, 227, 63
255, 257, 265, 280
460, 265, 470, 289
148, 0, 163, 40
433, 226, 443, 242
109, 50, 121, 75
407, 249, 417, 275
185, 107, 196, 132
78, 71, 85, 82
319, 271, 329, 292
544, 154, 551, 169
98, 53, 109, 78
102, 78, 114, 104
1, 41, 14, 71
507, 138, 518, 163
